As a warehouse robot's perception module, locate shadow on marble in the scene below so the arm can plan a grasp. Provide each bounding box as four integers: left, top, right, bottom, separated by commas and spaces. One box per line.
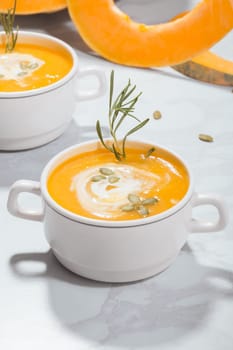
15, 10, 92, 54
9, 243, 233, 347
0, 121, 109, 187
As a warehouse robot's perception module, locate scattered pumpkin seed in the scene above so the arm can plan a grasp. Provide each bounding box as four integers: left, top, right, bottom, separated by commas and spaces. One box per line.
153, 110, 162, 120
142, 197, 159, 206
198, 134, 214, 143
108, 175, 120, 184
121, 204, 135, 212
137, 205, 149, 216
17, 71, 28, 77
99, 167, 114, 176
128, 193, 141, 204
0, 74, 4, 78
145, 147, 155, 158
91, 175, 106, 182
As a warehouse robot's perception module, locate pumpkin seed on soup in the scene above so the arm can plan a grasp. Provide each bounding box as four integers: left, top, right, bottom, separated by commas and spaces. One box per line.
137, 205, 149, 216
91, 175, 106, 182
0, 74, 4, 78
128, 193, 141, 204
20, 61, 30, 70
99, 167, 114, 176
121, 204, 135, 212
28, 63, 39, 70
142, 197, 159, 205
17, 71, 28, 77
108, 175, 120, 184
20, 62, 39, 70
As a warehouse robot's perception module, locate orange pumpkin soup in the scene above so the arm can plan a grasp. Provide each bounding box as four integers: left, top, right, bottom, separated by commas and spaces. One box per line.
47, 144, 189, 221
0, 42, 73, 92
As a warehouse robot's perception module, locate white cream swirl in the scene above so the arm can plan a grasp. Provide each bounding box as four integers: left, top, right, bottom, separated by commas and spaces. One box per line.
70, 163, 170, 219
0, 53, 44, 81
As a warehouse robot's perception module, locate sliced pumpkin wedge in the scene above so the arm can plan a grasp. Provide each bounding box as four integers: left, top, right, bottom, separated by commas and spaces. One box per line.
67, 0, 233, 67
173, 51, 233, 86
0, 0, 67, 14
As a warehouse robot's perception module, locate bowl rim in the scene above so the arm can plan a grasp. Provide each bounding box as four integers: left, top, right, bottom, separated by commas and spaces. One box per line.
40, 138, 194, 227
0, 30, 78, 98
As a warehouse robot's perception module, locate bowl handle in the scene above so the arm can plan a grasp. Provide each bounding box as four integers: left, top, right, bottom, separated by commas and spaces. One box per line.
7, 180, 44, 222
75, 67, 106, 101
189, 193, 229, 233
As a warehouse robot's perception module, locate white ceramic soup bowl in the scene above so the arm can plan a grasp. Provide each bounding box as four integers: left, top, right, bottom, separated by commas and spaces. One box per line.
7, 139, 229, 283
0, 31, 106, 150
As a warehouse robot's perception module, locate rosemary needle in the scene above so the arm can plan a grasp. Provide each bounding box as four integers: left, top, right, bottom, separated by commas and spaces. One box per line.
0, 0, 18, 53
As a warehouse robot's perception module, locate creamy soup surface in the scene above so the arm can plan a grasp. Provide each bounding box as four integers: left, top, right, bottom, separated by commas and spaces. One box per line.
47, 145, 190, 221
0, 43, 73, 92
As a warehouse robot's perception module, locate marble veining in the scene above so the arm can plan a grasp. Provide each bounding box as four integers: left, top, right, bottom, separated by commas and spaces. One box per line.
1, 1, 233, 349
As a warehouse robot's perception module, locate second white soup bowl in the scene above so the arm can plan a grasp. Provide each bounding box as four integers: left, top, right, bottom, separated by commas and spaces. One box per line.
0, 31, 106, 150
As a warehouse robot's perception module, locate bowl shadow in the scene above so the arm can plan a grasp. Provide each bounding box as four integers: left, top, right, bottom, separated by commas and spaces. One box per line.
9, 242, 233, 347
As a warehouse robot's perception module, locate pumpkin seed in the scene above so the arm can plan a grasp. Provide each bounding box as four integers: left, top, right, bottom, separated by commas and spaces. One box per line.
28, 63, 39, 70
91, 175, 106, 182
198, 134, 214, 142
20, 61, 30, 70
121, 204, 135, 212
145, 147, 155, 158
108, 175, 120, 184
99, 167, 114, 176
142, 197, 159, 206
17, 71, 28, 77
128, 193, 141, 204
0, 74, 4, 78
137, 205, 149, 216
20, 62, 39, 70
153, 110, 162, 120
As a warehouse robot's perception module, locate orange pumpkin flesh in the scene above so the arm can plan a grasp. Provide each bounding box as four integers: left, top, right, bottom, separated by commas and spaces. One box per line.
0, 0, 67, 14
67, 0, 233, 67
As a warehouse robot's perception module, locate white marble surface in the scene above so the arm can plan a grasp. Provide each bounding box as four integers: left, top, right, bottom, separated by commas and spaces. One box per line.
1, 1, 233, 349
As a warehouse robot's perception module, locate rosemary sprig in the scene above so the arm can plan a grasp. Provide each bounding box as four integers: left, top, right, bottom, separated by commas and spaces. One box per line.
96, 70, 150, 161
0, 0, 18, 53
